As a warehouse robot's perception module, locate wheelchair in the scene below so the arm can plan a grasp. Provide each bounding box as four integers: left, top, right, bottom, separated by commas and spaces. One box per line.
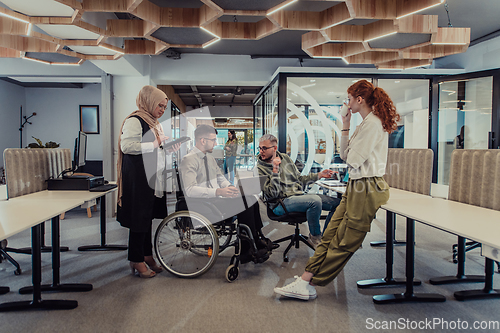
153, 168, 260, 282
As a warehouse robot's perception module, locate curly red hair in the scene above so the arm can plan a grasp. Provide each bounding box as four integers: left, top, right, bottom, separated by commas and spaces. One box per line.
347, 80, 400, 134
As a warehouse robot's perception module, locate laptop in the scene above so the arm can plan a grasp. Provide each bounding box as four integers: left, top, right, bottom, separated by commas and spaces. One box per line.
236, 175, 268, 197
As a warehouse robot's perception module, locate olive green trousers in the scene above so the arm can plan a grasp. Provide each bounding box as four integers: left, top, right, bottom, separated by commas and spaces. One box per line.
305, 177, 389, 286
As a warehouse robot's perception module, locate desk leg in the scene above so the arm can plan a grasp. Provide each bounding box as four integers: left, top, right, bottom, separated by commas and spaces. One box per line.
19, 216, 92, 294
40, 222, 69, 253
373, 218, 446, 304
454, 258, 500, 301
0, 225, 78, 311
358, 212, 420, 288
78, 195, 127, 251
370, 213, 406, 247
6, 222, 69, 255
429, 236, 485, 285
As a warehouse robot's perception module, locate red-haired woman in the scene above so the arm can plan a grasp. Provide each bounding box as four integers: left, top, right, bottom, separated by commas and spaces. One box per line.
274, 80, 400, 300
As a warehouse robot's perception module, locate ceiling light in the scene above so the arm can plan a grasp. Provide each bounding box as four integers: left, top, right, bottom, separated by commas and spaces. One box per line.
99, 45, 125, 54
397, 0, 444, 19
0, 11, 30, 24
394, 81, 400, 83
377, 68, 402, 71
267, 0, 298, 15
203, 38, 220, 48
300, 83, 316, 89
310, 79, 316, 83
322, 18, 352, 30
51, 62, 81, 66
341, 57, 349, 65
432, 42, 468, 45
26, 23, 32, 36
200, 26, 220, 39
22, 57, 50, 65
405, 63, 432, 70
365, 31, 397, 43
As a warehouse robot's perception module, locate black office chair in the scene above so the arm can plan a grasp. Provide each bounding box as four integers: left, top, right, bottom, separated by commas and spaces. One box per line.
0, 239, 22, 275
265, 198, 312, 262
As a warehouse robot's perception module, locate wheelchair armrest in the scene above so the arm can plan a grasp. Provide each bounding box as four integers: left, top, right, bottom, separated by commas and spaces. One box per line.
181, 197, 226, 219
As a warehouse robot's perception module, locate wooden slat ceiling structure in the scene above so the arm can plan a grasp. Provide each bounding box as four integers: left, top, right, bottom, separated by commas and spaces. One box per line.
0, 0, 471, 69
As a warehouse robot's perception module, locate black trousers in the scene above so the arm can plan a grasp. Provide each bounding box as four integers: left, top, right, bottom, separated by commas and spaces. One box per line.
128, 224, 153, 262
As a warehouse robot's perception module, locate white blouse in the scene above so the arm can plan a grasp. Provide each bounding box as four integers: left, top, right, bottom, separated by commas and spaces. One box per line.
340, 112, 388, 180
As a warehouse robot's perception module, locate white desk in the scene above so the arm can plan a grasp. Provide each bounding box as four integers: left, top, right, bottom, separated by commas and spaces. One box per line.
373, 196, 500, 303
21, 189, 126, 251
0, 187, 120, 311
0, 197, 84, 311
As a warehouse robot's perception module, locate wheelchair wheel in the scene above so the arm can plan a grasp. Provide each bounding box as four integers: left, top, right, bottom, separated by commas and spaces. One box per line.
225, 264, 239, 282
154, 211, 219, 278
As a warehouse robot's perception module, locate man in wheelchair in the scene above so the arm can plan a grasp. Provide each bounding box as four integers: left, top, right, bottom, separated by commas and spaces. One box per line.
179, 124, 274, 264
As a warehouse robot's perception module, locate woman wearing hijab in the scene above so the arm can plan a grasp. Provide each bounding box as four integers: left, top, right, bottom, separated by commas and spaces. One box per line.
117, 85, 180, 278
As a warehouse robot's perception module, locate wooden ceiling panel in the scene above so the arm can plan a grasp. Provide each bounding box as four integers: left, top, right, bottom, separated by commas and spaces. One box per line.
0, 0, 471, 67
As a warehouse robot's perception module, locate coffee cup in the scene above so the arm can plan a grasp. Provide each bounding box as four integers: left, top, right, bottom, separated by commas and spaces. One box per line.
340, 104, 349, 117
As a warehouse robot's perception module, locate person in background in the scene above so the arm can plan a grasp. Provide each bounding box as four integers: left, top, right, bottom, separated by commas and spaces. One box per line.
274, 79, 399, 300
116, 85, 180, 278
257, 134, 340, 249
223, 129, 238, 185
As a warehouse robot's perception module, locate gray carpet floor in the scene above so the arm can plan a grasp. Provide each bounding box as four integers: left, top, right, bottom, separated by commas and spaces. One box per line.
1, 201, 499, 333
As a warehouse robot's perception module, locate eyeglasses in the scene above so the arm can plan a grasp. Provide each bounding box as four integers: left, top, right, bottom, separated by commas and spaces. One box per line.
157, 103, 168, 110
344, 97, 350, 105
203, 138, 217, 143
258, 146, 276, 151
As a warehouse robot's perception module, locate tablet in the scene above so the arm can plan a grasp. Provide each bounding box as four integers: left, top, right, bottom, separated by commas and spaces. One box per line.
162, 136, 191, 150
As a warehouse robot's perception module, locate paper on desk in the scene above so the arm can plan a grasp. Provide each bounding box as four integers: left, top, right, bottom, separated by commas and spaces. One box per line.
317, 179, 343, 186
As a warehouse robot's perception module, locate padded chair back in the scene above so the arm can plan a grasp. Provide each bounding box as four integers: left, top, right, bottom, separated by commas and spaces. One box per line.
448, 149, 500, 210
3, 148, 71, 199
384, 148, 433, 195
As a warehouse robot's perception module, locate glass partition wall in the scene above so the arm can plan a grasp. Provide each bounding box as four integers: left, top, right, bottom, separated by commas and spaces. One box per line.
286, 77, 369, 174
254, 70, 499, 185
437, 76, 493, 185
255, 75, 431, 175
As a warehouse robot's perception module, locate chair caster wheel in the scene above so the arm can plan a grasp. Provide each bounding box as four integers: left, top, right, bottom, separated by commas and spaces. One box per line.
225, 265, 239, 282
284, 257, 289, 262
14, 269, 21, 275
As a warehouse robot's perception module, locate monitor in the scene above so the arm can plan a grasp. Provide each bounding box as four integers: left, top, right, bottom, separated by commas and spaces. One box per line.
73, 131, 87, 171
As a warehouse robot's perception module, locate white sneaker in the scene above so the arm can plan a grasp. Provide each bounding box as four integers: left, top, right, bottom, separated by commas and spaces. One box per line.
274, 275, 317, 300
307, 233, 322, 249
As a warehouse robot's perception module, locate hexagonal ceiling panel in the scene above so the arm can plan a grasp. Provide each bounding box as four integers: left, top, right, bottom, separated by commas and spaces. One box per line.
368, 33, 432, 49
0, 0, 482, 69
151, 27, 214, 45
25, 51, 81, 63
211, 0, 285, 11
